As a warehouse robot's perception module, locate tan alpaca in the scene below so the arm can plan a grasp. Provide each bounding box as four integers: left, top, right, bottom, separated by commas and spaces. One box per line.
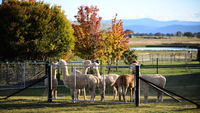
113, 74, 135, 102
58, 59, 99, 101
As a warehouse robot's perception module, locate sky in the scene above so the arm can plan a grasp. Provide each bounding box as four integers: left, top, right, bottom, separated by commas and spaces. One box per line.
1, 0, 200, 21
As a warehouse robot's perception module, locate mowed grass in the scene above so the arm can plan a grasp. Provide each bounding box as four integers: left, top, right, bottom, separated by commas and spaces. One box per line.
0, 60, 200, 112
0, 96, 200, 113
140, 61, 200, 76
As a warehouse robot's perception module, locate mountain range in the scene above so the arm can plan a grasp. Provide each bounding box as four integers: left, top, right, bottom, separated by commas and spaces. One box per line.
102, 18, 200, 33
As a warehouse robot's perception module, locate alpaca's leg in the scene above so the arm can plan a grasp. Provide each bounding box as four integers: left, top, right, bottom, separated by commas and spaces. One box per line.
123, 88, 128, 102
70, 89, 75, 100
160, 92, 163, 102
130, 88, 133, 102
144, 85, 149, 103
90, 88, 95, 101
77, 89, 80, 100
83, 88, 87, 100
118, 86, 122, 101
130, 88, 134, 102
113, 86, 117, 100
157, 91, 163, 102
118, 92, 121, 101
55, 90, 57, 99
52, 89, 55, 98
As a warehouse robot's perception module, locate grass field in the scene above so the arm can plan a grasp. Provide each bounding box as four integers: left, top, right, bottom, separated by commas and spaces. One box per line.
0, 96, 200, 113
1, 37, 200, 113
0, 61, 200, 113
129, 36, 200, 47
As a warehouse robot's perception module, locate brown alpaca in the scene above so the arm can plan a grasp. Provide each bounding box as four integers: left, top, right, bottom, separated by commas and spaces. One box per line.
113, 74, 135, 102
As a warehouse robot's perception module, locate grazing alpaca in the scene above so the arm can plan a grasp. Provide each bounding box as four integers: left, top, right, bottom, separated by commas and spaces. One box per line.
92, 62, 119, 101
113, 74, 135, 102
44, 62, 58, 98
140, 74, 166, 103
73, 60, 92, 100
58, 59, 99, 101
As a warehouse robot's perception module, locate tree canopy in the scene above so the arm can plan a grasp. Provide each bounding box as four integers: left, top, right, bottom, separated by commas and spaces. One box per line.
72, 6, 102, 60
73, 6, 129, 64
0, 0, 74, 62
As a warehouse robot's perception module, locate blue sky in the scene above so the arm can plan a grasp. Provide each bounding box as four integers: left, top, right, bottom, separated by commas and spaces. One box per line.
1, 0, 200, 21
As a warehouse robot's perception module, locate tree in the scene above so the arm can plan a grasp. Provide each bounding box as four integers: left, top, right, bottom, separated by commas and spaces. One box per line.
0, 1, 74, 62
72, 6, 102, 60
176, 31, 182, 37
102, 14, 129, 65
183, 32, 194, 37
122, 49, 137, 65
73, 6, 129, 64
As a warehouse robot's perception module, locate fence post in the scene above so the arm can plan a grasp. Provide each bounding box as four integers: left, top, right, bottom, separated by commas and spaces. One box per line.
135, 65, 140, 107
46, 62, 52, 102
156, 58, 159, 74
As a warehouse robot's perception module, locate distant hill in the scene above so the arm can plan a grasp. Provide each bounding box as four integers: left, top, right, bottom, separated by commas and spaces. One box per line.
102, 18, 200, 33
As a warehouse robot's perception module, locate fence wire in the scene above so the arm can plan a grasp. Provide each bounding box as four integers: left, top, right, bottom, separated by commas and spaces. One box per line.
0, 61, 199, 105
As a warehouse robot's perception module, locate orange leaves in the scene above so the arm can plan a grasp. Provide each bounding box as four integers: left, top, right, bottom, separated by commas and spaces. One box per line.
105, 14, 129, 63
73, 6, 129, 64
73, 6, 102, 60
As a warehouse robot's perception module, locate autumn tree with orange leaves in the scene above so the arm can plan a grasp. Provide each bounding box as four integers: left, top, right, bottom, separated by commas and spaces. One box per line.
72, 6, 102, 60
102, 14, 129, 65
73, 6, 129, 64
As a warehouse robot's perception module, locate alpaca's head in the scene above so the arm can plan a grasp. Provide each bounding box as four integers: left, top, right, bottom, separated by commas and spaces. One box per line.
82, 60, 92, 68
58, 59, 67, 65
92, 62, 99, 70
52, 62, 58, 70
58, 59, 68, 74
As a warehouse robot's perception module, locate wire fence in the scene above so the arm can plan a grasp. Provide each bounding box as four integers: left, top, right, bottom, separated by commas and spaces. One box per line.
0, 62, 46, 90
137, 52, 196, 63
0, 60, 199, 105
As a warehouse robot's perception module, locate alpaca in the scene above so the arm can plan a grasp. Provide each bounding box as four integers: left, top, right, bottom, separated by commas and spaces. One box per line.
113, 74, 135, 102
73, 60, 92, 100
140, 74, 166, 103
92, 62, 119, 101
44, 62, 58, 98
130, 61, 167, 103
58, 59, 99, 101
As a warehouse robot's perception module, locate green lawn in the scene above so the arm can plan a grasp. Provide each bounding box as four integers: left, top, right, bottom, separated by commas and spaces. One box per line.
0, 60, 200, 113
0, 96, 200, 113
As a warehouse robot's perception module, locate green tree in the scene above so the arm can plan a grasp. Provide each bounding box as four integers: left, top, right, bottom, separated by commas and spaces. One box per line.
0, 1, 74, 62
183, 32, 194, 37
122, 49, 137, 65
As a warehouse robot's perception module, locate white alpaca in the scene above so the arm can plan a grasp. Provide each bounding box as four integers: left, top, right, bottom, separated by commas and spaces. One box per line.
140, 74, 166, 103
44, 62, 58, 98
73, 60, 92, 100
92, 62, 120, 101
58, 59, 99, 101
131, 61, 166, 103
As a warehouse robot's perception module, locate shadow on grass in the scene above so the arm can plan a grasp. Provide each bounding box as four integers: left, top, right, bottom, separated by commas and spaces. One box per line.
0, 98, 134, 110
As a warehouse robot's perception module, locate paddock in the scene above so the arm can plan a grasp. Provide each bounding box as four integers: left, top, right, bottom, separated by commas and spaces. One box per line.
0, 61, 200, 109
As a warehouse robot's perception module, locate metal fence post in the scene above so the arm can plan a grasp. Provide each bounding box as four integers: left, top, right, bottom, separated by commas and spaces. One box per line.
135, 65, 140, 107
46, 62, 52, 102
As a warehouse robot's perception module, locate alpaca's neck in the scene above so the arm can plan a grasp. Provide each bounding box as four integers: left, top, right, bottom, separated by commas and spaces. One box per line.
62, 66, 69, 77
82, 67, 89, 74
52, 68, 57, 79
94, 67, 101, 78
